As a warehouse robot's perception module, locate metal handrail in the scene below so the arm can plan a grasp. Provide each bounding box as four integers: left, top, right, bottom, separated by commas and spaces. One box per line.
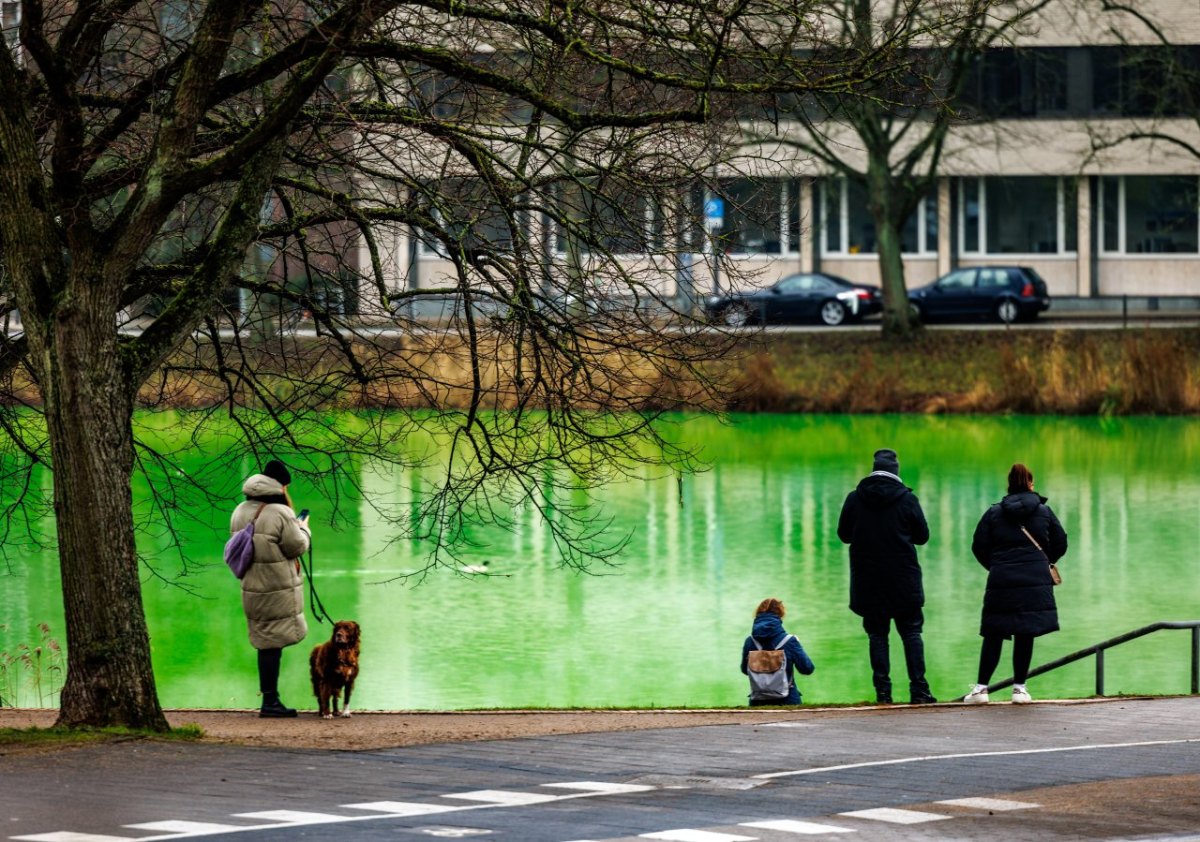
953, 620, 1200, 701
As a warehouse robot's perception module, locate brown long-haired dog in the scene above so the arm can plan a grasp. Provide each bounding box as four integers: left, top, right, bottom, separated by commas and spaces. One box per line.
309, 620, 361, 719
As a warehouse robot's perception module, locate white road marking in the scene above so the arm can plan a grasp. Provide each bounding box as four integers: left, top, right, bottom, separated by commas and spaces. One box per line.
124, 821, 246, 833
6, 780, 663, 842
838, 808, 950, 825
440, 790, 563, 806
343, 802, 463, 816
754, 737, 1200, 779
640, 832, 757, 842
756, 723, 817, 728
542, 782, 657, 794
936, 797, 1039, 811
230, 810, 350, 824
740, 818, 854, 834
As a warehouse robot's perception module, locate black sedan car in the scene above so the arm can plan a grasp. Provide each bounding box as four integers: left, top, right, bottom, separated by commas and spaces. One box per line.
908, 266, 1051, 324
704, 272, 883, 327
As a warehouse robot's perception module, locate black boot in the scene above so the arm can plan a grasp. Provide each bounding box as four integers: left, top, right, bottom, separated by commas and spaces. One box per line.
256, 648, 297, 717
260, 693, 298, 718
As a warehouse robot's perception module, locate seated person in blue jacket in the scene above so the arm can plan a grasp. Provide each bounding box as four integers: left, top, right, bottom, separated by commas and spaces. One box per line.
740, 598, 815, 706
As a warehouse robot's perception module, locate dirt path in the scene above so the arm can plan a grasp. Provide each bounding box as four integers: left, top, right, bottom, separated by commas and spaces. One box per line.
0, 707, 835, 750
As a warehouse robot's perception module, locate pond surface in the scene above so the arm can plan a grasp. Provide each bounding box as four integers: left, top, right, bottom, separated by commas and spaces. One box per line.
4, 414, 1200, 710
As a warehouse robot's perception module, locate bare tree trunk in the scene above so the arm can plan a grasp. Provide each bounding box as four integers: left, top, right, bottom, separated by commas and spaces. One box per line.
876, 216, 916, 338
867, 160, 920, 339
41, 298, 168, 730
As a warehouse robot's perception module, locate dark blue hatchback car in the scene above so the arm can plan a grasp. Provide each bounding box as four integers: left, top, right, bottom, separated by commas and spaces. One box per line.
908, 266, 1051, 324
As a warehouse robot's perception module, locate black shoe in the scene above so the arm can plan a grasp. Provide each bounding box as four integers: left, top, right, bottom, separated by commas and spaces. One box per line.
259, 698, 298, 718
909, 691, 938, 704
875, 693, 893, 704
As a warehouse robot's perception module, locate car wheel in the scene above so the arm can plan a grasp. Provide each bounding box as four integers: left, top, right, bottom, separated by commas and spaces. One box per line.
722, 303, 752, 327
819, 300, 847, 326
995, 299, 1019, 324
908, 301, 923, 323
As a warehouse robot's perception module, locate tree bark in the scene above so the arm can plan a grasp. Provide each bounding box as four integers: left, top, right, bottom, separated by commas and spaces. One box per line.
867, 161, 920, 339
39, 288, 168, 731
876, 215, 916, 338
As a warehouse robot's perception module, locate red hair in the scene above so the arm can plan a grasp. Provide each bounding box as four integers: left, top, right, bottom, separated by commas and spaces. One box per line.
755, 598, 786, 618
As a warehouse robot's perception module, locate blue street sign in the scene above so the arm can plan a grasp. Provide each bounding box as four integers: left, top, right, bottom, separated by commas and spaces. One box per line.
704, 197, 724, 229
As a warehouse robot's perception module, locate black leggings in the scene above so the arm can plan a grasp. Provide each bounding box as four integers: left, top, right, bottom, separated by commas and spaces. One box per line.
978, 634, 1034, 685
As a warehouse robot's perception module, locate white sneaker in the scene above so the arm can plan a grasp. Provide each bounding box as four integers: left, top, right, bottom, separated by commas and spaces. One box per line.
1011, 685, 1033, 704
963, 684, 990, 704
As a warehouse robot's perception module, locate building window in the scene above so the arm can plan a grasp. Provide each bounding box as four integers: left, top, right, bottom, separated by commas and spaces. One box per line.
1099, 176, 1199, 254
711, 179, 798, 255
416, 180, 515, 258
961, 48, 1069, 118
2, 0, 19, 51
555, 181, 657, 256
1091, 47, 1200, 118
821, 178, 936, 255
959, 176, 1076, 255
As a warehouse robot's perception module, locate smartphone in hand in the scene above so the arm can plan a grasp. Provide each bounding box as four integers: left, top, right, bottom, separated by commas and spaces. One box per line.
298, 508, 310, 521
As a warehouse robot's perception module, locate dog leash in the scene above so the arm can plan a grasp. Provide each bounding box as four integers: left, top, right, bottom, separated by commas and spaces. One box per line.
300, 548, 334, 625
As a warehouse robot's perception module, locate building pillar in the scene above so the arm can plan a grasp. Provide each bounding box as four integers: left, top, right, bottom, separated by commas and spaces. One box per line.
395, 222, 410, 294
1076, 177, 1092, 297
800, 178, 815, 273
937, 177, 952, 276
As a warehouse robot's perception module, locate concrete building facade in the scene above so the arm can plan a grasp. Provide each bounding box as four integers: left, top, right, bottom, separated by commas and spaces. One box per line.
380, 0, 1200, 305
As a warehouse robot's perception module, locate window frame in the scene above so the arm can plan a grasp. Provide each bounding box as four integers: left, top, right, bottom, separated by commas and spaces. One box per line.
416, 181, 519, 260
958, 176, 1078, 257
820, 178, 937, 257
711, 178, 800, 257
1098, 175, 1200, 256
2, 0, 20, 54
551, 182, 660, 258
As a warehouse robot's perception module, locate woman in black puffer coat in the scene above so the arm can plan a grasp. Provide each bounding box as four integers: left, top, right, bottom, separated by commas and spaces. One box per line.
964, 463, 1067, 704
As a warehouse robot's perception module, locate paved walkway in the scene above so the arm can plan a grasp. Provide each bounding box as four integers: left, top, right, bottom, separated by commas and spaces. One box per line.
2, 697, 1199, 842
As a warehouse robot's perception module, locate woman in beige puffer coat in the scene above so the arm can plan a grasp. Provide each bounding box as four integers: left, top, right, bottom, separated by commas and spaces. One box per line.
231, 460, 310, 717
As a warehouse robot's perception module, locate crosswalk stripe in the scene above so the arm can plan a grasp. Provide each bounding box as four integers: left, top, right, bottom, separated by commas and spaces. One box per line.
936, 797, 1039, 811
838, 807, 950, 824
741, 818, 855, 834
440, 790, 563, 806
231, 810, 349, 824
542, 782, 657, 794
124, 820, 247, 833
342, 801, 464, 816
10, 834, 136, 842
640, 831, 757, 842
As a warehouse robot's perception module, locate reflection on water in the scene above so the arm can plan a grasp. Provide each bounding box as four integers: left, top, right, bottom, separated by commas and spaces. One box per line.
3, 414, 1200, 709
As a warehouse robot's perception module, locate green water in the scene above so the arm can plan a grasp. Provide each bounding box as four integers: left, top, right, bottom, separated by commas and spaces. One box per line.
3, 413, 1199, 710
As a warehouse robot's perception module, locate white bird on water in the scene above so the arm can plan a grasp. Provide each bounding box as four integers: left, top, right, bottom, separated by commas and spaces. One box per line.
460, 561, 489, 574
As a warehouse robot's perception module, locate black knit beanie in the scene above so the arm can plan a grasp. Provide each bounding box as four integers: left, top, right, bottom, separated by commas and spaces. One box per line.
262, 459, 292, 486
872, 448, 900, 474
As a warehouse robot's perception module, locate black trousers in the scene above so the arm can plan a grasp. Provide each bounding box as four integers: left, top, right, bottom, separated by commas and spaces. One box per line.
862, 610, 930, 697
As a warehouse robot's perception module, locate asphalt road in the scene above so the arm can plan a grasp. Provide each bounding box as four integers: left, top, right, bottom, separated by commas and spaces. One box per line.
3, 697, 1199, 842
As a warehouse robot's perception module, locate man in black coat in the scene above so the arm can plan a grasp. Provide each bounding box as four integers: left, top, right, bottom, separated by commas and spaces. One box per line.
837, 448, 936, 704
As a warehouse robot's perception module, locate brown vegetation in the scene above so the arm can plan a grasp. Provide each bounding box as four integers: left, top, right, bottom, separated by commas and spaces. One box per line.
6, 327, 1197, 416
731, 328, 1200, 415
